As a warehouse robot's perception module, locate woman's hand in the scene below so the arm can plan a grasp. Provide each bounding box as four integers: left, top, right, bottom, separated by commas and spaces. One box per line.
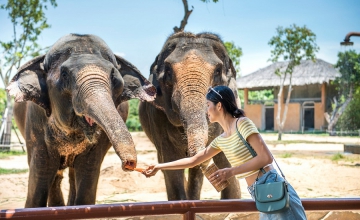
209, 167, 233, 184
143, 164, 160, 178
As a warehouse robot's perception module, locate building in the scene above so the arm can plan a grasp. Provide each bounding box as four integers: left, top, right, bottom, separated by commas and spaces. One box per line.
236, 59, 340, 132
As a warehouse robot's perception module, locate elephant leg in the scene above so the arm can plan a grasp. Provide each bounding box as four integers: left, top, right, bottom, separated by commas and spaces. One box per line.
186, 166, 204, 200
67, 167, 76, 206
213, 152, 241, 199
48, 170, 65, 207
25, 148, 59, 208
157, 142, 188, 200
73, 147, 104, 205
163, 170, 187, 200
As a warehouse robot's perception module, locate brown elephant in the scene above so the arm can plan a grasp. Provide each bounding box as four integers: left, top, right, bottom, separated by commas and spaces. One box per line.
6, 34, 156, 207
139, 32, 241, 200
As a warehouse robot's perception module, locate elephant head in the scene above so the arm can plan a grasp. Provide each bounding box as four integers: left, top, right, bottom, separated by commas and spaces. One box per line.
149, 32, 238, 156
7, 34, 156, 170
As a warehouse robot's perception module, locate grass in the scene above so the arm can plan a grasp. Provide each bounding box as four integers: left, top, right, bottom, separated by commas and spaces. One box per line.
281, 153, 292, 158
0, 150, 26, 159
0, 168, 28, 175
331, 152, 345, 161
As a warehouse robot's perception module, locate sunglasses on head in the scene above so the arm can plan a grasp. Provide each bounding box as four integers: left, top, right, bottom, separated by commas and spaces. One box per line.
208, 87, 222, 99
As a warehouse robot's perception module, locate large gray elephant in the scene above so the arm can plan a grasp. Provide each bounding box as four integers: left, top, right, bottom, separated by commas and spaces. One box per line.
139, 32, 241, 200
6, 34, 156, 207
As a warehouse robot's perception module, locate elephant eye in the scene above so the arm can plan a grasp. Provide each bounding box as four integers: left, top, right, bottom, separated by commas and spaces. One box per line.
61, 70, 68, 79
163, 65, 173, 87
214, 64, 222, 75
165, 64, 172, 75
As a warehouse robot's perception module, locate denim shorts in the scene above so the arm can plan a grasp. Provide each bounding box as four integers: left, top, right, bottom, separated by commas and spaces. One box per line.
247, 169, 307, 220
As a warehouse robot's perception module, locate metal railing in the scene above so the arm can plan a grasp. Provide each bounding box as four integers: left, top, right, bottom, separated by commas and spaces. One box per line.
1, 198, 359, 220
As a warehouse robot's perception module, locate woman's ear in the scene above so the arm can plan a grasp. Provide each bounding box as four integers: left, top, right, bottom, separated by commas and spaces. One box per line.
216, 102, 222, 111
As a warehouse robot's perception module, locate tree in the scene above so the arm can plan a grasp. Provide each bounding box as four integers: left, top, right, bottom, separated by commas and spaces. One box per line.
337, 87, 360, 133
126, 99, 142, 131
173, 1, 243, 78
0, 0, 57, 145
224, 41, 243, 78
0, 89, 6, 120
174, 0, 219, 33
325, 50, 360, 135
268, 24, 319, 140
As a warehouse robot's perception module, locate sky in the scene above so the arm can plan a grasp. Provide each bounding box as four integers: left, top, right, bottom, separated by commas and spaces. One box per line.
1, 0, 360, 83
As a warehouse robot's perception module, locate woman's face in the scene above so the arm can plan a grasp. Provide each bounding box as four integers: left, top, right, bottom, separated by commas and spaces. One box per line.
206, 100, 219, 123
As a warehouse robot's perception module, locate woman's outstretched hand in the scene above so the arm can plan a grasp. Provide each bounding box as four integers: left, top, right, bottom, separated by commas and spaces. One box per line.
143, 165, 160, 178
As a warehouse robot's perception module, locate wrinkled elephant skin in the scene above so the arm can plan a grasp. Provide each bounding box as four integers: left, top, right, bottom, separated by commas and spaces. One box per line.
139, 32, 241, 200
6, 34, 156, 207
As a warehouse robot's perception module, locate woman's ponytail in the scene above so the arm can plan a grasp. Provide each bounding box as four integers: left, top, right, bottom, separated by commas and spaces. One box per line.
232, 108, 245, 118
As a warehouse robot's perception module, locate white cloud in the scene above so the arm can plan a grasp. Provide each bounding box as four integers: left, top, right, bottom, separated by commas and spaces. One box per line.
114, 52, 126, 57
240, 50, 272, 76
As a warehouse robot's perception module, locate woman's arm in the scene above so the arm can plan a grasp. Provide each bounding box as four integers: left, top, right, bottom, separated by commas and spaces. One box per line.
144, 146, 221, 177
210, 133, 273, 181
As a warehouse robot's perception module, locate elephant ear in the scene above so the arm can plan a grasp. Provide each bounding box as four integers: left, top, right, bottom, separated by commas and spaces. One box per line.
226, 58, 241, 107
148, 55, 166, 110
228, 58, 237, 79
149, 55, 161, 95
6, 55, 51, 116
115, 54, 156, 103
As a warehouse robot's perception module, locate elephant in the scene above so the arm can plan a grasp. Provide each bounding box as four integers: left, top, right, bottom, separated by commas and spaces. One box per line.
139, 32, 241, 200
6, 34, 156, 208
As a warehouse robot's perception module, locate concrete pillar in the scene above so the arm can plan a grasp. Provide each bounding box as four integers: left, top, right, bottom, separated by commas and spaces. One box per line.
321, 83, 326, 110
321, 83, 326, 129
244, 88, 248, 109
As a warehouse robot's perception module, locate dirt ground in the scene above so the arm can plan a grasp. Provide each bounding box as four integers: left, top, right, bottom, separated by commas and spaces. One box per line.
0, 132, 360, 219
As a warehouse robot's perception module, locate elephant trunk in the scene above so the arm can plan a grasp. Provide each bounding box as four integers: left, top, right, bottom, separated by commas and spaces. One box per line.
74, 66, 137, 170
179, 89, 209, 156
173, 51, 215, 156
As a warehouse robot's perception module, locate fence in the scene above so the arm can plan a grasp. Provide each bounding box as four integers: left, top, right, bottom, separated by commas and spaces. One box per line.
1, 198, 359, 220
326, 129, 360, 136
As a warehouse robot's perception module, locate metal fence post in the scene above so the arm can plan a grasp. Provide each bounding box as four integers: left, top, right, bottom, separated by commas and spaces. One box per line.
183, 211, 195, 220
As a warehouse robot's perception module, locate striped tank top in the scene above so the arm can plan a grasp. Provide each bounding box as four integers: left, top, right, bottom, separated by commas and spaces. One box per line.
209, 117, 259, 179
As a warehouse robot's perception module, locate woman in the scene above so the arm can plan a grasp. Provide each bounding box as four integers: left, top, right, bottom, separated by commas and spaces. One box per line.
144, 85, 306, 220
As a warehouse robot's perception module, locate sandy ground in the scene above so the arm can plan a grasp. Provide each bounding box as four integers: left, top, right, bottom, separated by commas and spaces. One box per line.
0, 132, 360, 216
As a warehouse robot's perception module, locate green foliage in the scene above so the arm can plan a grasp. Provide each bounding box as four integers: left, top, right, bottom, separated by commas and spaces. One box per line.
0, 168, 28, 175
248, 89, 274, 101
126, 99, 142, 132
0, 0, 57, 86
237, 90, 244, 108
0, 150, 26, 159
334, 50, 360, 98
281, 152, 292, 158
331, 152, 344, 161
326, 50, 360, 131
337, 87, 360, 131
0, 89, 6, 120
268, 24, 319, 75
224, 41, 243, 77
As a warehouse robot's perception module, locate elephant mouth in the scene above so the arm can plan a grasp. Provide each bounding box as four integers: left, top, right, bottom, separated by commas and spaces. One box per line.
84, 115, 96, 126
68, 114, 99, 143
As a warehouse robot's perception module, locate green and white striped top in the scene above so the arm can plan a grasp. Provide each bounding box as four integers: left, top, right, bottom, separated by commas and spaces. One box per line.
209, 117, 259, 179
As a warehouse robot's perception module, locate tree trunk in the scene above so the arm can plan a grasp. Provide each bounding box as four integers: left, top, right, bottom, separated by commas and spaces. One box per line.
324, 88, 353, 136
0, 93, 13, 147
276, 81, 284, 141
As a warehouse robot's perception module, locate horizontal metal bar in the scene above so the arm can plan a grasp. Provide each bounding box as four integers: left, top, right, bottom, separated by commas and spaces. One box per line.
1, 198, 359, 220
